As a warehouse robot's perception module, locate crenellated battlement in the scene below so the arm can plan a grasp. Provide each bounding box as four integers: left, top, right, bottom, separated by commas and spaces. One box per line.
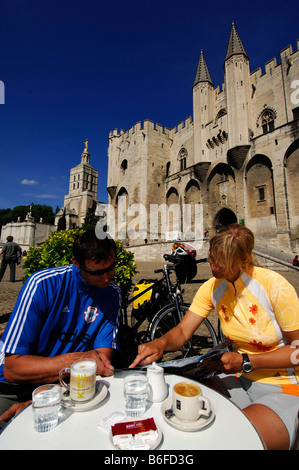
250, 39, 299, 83
109, 116, 193, 144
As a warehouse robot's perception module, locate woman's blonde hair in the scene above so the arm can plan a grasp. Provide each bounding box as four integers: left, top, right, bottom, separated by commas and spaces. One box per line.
209, 224, 255, 279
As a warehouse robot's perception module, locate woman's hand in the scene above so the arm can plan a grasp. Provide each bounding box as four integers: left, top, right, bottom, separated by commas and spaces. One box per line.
129, 339, 165, 368
204, 352, 243, 374
129, 311, 206, 369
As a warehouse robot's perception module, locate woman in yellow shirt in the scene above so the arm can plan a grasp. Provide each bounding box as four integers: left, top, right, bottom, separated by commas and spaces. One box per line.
130, 224, 299, 450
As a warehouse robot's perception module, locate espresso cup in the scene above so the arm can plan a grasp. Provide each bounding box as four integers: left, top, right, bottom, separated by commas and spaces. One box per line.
172, 381, 211, 422
59, 358, 97, 403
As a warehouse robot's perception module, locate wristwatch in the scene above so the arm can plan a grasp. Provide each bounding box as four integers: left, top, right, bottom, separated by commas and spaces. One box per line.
241, 353, 253, 373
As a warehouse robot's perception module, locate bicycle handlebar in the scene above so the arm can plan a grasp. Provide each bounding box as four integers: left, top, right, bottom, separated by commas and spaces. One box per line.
163, 253, 176, 262
196, 257, 208, 264
153, 256, 208, 274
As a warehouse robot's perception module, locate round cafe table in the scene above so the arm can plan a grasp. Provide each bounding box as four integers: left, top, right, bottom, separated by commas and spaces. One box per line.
0, 372, 264, 450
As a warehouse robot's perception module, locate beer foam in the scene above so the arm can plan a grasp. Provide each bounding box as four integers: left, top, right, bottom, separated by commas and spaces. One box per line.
72, 360, 96, 376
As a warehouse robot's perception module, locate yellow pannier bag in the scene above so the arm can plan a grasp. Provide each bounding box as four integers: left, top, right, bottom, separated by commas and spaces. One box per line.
132, 282, 155, 310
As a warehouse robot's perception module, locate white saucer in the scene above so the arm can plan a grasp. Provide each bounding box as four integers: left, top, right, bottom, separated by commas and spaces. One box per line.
110, 426, 163, 450
61, 380, 108, 412
161, 397, 215, 432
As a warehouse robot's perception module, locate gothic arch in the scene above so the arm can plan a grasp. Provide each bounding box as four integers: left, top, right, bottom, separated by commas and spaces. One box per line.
166, 187, 179, 201
185, 180, 201, 238
245, 154, 275, 220
245, 154, 273, 173
256, 107, 277, 134
215, 108, 227, 121
166, 187, 180, 237
185, 179, 200, 196
116, 187, 129, 240
214, 208, 237, 231
284, 139, 299, 236
207, 163, 237, 231
178, 148, 188, 171
207, 162, 235, 187
116, 187, 128, 199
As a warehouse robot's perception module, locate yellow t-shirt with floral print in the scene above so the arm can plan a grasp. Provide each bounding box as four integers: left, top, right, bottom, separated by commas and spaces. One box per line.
190, 266, 299, 388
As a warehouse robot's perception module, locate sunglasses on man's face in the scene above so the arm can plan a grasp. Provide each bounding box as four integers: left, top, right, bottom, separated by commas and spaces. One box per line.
79, 260, 117, 277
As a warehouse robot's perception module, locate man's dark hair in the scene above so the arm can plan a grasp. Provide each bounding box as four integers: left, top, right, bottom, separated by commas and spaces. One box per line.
72, 230, 116, 266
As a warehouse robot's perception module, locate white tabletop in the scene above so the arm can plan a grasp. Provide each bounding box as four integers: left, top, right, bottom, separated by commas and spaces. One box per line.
0, 372, 264, 450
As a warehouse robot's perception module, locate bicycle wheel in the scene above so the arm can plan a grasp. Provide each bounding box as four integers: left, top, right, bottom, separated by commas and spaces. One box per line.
148, 303, 218, 360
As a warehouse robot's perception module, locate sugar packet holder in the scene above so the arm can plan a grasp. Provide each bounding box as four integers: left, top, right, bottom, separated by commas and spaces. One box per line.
111, 417, 159, 450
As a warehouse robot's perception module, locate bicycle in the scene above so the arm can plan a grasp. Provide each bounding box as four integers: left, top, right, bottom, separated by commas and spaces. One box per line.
118, 253, 220, 366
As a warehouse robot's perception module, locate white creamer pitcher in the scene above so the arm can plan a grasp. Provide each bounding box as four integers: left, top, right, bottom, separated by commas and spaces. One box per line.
146, 362, 168, 402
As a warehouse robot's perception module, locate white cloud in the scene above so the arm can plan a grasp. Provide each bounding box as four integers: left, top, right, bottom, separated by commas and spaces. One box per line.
23, 193, 57, 199
36, 194, 57, 199
21, 179, 38, 185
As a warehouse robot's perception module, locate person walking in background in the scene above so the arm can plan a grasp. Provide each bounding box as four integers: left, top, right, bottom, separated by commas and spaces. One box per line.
0, 236, 22, 282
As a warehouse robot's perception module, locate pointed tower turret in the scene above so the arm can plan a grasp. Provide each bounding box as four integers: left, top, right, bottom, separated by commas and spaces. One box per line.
193, 51, 214, 163
224, 22, 252, 154
225, 22, 248, 61
194, 51, 213, 87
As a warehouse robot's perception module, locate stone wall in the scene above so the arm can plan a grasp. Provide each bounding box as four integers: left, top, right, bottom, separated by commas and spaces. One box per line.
0, 221, 56, 250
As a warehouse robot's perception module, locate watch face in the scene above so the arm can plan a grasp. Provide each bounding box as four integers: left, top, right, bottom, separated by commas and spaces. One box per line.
243, 362, 252, 373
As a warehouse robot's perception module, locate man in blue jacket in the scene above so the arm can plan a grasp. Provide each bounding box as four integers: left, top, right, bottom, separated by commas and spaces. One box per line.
0, 229, 121, 427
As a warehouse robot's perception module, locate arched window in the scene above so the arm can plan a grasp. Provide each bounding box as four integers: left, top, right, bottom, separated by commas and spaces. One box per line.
178, 148, 188, 171
121, 159, 128, 171
215, 108, 227, 121
258, 108, 276, 134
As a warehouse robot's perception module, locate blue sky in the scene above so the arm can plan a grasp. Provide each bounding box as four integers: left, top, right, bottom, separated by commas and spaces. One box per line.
0, 0, 298, 210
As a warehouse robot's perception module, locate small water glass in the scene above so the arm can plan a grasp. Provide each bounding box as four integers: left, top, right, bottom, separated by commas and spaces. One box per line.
32, 384, 62, 432
123, 374, 149, 418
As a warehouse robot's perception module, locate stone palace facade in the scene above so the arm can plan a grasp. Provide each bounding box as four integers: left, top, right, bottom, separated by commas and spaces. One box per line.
107, 23, 299, 252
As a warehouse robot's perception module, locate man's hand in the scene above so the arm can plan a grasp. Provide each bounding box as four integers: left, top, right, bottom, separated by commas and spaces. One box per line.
4, 347, 115, 384
80, 349, 114, 376
0, 401, 31, 422
129, 339, 165, 368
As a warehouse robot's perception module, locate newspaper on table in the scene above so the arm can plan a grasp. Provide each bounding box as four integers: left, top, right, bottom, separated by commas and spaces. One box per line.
160, 339, 232, 381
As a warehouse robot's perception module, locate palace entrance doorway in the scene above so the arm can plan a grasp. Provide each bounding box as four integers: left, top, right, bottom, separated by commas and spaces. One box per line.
214, 208, 237, 231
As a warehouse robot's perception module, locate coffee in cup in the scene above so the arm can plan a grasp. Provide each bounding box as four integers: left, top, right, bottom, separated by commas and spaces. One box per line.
172, 381, 211, 422
59, 358, 97, 403
173, 382, 200, 397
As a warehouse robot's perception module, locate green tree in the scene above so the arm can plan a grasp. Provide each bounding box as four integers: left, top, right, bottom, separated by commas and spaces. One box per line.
83, 200, 99, 228
0, 208, 12, 230
0, 204, 55, 229
31, 204, 55, 224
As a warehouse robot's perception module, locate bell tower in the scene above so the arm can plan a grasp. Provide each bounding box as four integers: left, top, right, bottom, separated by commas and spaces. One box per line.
61, 139, 99, 228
